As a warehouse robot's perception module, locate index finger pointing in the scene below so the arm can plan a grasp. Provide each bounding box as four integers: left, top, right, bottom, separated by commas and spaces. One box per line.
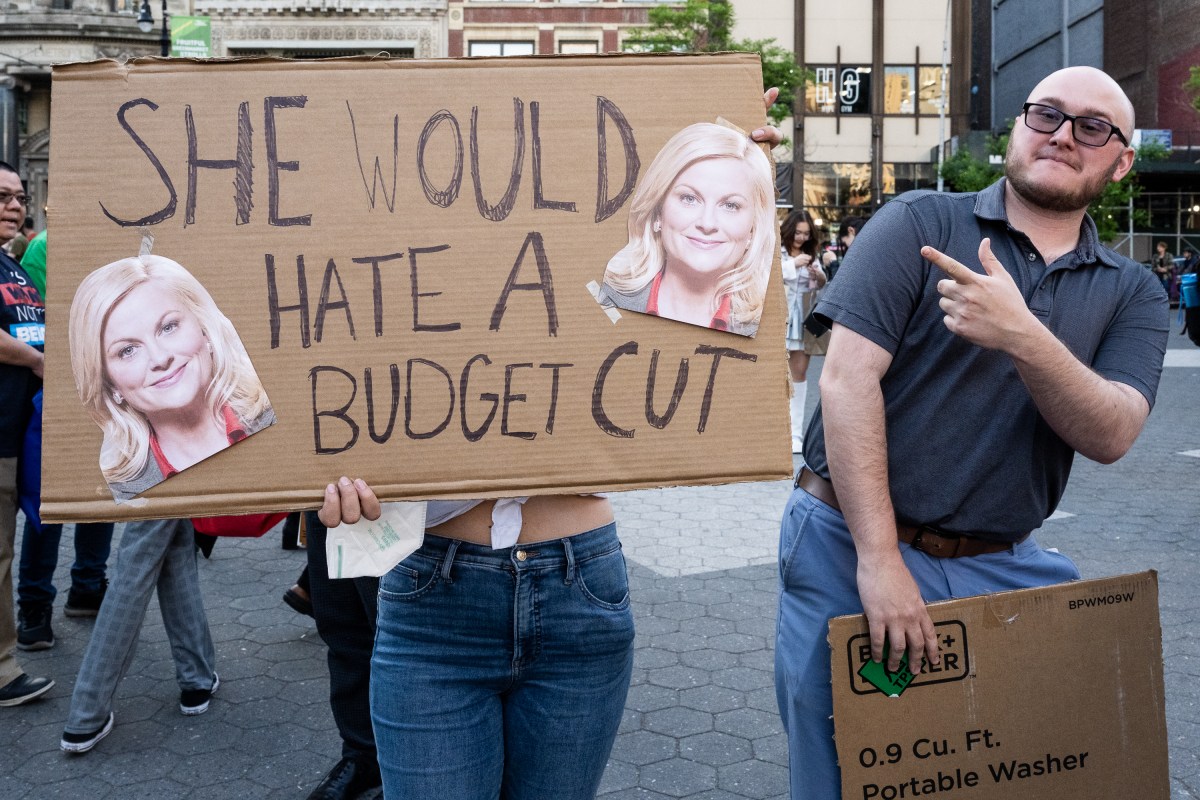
922, 245, 978, 285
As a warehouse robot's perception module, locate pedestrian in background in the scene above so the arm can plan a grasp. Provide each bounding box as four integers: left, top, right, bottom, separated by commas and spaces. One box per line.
0, 161, 54, 708
1152, 240, 1175, 297
779, 209, 827, 453
15, 226, 116, 653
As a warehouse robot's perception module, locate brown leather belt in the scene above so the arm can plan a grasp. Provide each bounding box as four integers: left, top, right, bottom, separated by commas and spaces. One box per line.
795, 468, 1020, 558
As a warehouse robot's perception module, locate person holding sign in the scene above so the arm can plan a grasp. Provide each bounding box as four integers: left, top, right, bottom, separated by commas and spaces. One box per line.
776, 67, 1168, 799
315, 483, 628, 800
68, 254, 275, 501
599, 121, 776, 337
306, 98, 785, 800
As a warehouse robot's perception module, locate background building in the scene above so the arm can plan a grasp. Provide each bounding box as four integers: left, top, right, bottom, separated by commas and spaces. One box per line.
787, 0, 969, 227
203, 0, 445, 60
0, 0, 447, 228
447, 0, 671, 58
981, 0, 1200, 260
5, 0, 1197, 254
0, 0, 156, 229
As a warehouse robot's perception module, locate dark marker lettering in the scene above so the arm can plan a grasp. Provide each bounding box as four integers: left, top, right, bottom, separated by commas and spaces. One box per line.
184, 101, 253, 226
99, 98, 178, 227
409, 244, 461, 332
645, 350, 688, 429
459, 354, 499, 442
313, 258, 356, 343
351, 252, 405, 338
592, 341, 638, 439
265, 253, 311, 349
364, 364, 400, 444
530, 101, 575, 213
489, 231, 558, 336
470, 97, 525, 222
539, 362, 573, 434
694, 345, 757, 433
501, 363, 537, 440
417, 110, 464, 208
405, 358, 455, 440
346, 101, 398, 212
594, 96, 639, 223
264, 95, 312, 226
311, 365, 359, 454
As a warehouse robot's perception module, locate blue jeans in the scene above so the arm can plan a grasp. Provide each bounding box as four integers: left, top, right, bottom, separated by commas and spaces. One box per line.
18, 518, 114, 609
371, 523, 634, 800
775, 488, 1081, 800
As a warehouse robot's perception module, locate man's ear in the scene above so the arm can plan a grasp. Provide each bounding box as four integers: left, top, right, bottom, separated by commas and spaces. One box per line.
1111, 147, 1136, 183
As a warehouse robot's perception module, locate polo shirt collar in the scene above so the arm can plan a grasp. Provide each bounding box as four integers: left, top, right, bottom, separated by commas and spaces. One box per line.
972, 177, 1119, 270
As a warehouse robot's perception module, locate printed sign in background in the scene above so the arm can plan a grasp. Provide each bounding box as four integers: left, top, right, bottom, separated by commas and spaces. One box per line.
41, 53, 790, 522
170, 16, 211, 59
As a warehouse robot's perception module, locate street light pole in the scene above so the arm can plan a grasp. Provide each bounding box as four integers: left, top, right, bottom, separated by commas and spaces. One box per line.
136, 0, 170, 57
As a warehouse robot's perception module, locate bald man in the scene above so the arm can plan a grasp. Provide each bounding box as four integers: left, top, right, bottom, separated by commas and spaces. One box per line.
776, 67, 1167, 799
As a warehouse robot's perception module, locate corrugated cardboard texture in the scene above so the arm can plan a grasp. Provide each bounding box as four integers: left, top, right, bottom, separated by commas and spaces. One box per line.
829, 571, 1169, 800
42, 53, 791, 521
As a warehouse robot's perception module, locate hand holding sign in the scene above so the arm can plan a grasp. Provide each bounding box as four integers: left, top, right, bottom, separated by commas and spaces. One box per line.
318, 476, 382, 528
922, 238, 1036, 352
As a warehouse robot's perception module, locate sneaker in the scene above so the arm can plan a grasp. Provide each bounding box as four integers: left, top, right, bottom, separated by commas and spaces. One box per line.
0, 674, 55, 707
180, 673, 219, 716
60, 712, 115, 753
16, 605, 54, 651
64, 580, 108, 618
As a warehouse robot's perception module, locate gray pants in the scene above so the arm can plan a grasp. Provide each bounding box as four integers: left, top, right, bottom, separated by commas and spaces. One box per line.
65, 517, 216, 733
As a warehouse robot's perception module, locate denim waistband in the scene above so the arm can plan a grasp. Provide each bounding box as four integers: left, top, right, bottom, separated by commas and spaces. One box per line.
416, 521, 620, 578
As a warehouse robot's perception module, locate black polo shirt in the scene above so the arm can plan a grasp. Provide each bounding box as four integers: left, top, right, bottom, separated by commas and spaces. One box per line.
806, 179, 1168, 540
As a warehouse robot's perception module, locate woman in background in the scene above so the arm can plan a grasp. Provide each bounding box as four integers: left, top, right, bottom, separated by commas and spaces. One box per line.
779, 209, 827, 452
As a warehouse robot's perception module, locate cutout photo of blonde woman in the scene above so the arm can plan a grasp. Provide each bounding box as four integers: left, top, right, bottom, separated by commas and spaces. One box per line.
69, 255, 275, 502
599, 122, 776, 337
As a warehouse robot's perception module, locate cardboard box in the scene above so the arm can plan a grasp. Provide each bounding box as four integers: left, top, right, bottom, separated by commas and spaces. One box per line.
830, 571, 1168, 800
41, 53, 791, 521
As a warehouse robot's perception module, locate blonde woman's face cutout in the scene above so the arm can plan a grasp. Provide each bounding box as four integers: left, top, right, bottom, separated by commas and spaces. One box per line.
102, 281, 213, 419
658, 157, 756, 282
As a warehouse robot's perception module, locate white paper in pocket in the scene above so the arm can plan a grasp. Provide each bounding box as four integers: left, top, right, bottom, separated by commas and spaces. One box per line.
326, 502, 427, 579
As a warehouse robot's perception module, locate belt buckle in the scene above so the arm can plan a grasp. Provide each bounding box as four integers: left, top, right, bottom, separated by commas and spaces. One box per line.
911, 526, 959, 558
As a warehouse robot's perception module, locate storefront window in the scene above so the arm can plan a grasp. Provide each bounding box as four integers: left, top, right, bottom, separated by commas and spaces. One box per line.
559, 41, 599, 54
880, 163, 937, 199
805, 66, 872, 115
883, 67, 915, 114
468, 41, 535, 57
803, 163, 873, 228
918, 66, 950, 115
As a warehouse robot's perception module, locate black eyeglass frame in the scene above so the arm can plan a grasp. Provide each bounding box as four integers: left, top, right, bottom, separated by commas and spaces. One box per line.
1021, 102, 1129, 148
0, 191, 30, 207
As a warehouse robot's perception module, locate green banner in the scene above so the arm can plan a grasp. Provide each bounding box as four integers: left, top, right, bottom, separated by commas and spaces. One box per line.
170, 16, 211, 59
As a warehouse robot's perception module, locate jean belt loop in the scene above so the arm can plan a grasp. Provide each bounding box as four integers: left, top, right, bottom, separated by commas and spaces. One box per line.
440, 539, 461, 585
562, 536, 576, 586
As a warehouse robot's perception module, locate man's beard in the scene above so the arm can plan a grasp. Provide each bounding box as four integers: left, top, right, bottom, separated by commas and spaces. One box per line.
1005, 146, 1123, 213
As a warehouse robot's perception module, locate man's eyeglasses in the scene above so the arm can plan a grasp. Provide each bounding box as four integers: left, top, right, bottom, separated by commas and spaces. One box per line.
1021, 103, 1128, 148
0, 191, 29, 207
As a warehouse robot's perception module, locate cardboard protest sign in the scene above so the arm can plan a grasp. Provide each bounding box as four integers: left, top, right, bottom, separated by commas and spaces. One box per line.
830, 572, 1169, 800
41, 52, 791, 522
